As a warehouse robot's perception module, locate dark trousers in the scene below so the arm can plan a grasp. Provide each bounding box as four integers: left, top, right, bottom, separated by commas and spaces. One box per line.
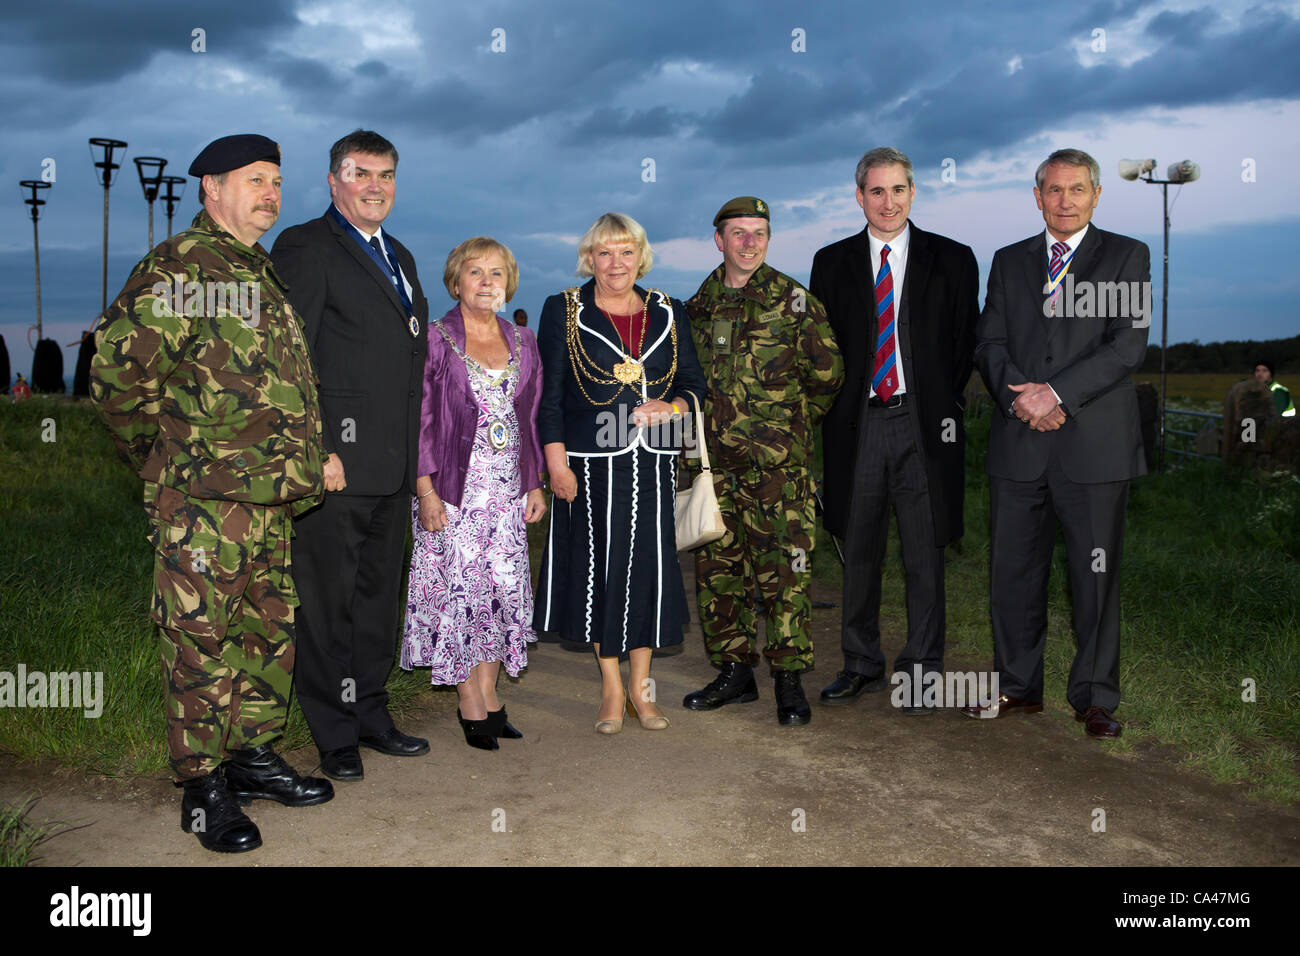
840, 402, 946, 678
988, 449, 1128, 713
292, 490, 410, 752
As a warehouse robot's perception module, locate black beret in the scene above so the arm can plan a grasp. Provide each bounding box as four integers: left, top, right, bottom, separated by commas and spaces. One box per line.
188, 134, 281, 177
713, 196, 770, 228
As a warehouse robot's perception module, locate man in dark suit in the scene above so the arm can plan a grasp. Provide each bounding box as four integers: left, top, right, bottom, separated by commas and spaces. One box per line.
812, 147, 979, 714
966, 148, 1150, 738
271, 130, 430, 779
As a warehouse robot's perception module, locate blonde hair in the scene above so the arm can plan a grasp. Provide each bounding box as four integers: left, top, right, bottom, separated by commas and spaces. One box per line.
575, 212, 653, 278
443, 236, 519, 302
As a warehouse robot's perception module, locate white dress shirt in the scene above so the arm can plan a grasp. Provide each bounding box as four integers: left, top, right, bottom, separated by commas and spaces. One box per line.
334, 205, 415, 304
1042, 224, 1089, 407
867, 223, 910, 397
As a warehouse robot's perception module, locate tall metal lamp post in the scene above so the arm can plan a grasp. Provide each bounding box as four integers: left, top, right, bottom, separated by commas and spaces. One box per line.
88, 137, 128, 317
160, 175, 187, 238
1118, 157, 1200, 472
19, 179, 51, 346
133, 156, 167, 250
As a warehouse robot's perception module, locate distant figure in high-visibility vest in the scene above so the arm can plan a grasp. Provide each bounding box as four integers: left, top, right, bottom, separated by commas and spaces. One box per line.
11, 373, 31, 403
1254, 359, 1296, 418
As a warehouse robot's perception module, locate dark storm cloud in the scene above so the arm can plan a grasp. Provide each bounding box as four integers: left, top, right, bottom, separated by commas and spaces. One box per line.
1130, 6, 1300, 101
890, 5, 1300, 164
0, 0, 299, 84
1066, 0, 1151, 29
571, 106, 689, 140
270, 54, 342, 95
1144, 7, 1213, 41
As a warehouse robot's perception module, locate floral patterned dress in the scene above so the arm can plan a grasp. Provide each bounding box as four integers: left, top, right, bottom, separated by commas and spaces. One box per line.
401, 364, 536, 683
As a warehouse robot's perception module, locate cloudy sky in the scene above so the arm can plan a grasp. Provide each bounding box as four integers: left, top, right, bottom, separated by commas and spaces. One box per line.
2, 0, 1297, 376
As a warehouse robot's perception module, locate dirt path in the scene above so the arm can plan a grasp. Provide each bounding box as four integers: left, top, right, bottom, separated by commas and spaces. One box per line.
3, 581, 1297, 867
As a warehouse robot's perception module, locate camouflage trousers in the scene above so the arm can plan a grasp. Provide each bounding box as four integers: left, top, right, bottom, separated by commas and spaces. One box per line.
147, 483, 298, 781
694, 465, 815, 671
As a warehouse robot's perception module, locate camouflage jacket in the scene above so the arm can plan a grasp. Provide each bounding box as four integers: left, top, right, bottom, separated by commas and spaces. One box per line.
91, 209, 324, 514
685, 262, 843, 469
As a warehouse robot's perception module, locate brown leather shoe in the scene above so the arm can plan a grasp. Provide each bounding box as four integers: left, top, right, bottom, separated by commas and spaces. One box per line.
961, 694, 1044, 719
1076, 706, 1122, 738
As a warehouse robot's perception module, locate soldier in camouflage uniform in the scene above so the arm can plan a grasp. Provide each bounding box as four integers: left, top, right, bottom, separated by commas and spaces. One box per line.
91, 134, 333, 854
682, 196, 843, 725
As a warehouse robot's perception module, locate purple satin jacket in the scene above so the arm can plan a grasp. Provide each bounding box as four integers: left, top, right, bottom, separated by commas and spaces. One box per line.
418, 304, 545, 507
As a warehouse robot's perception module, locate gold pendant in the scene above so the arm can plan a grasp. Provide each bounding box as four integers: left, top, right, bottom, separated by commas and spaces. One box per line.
613, 359, 644, 385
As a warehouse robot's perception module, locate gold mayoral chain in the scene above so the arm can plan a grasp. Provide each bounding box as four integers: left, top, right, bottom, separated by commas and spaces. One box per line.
565, 287, 676, 406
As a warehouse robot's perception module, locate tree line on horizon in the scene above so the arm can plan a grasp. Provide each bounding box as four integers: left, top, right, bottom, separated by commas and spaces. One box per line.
1141, 336, 1299, 375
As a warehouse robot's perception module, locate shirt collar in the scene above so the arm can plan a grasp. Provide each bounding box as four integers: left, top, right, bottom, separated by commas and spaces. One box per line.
192, 208, 268, 261
868, 222, 910, 265
1044, 224, 1089, 256
332, 203, 385, 244
707, 261, 772, 302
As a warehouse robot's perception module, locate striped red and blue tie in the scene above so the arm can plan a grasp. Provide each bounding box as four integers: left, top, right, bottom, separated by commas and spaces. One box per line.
872, 244, 897, 401
1047, 240, 1069, 313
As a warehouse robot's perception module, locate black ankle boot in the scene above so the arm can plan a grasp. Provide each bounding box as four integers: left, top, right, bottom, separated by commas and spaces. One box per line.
682, 662, 759, 710
223, 745, 334, 807
491, 707, 523, 739
457, 709, 501, 750
179, 768, 262, 853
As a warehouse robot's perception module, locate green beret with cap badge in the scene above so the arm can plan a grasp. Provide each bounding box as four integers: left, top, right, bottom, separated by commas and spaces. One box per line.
713, 196, 769, 229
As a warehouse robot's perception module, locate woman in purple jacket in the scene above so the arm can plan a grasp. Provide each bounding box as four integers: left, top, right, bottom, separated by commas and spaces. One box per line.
400, 237, 546, 750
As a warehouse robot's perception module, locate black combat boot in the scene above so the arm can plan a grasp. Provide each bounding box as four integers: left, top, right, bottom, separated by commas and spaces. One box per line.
179, 767, 262, 853
223, 745, 335, 807
682, 662, 759, 710
774, 670, 812, 726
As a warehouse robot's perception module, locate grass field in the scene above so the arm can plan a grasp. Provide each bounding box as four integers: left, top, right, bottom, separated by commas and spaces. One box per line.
2, 394, 1297, 803
0, 396, 431, 777
1139, 371, 1253, 413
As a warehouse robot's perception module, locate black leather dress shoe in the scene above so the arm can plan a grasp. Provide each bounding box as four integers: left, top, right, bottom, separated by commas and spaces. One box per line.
1076, 705, 1122, 739
320, 746, 364, 781
224, 745, 334, 806
774, 671, 812, 726
819, 670, 889, 705
682, 662, 759, 711
180, 768, 262, 853
359, 727, 430, 756
491, 708, 523, 740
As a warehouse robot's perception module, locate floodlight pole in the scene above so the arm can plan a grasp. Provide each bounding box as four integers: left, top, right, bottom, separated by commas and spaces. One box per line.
160, 175, 187, 238
20, 180, 51, 344
1135, 173, 1174, 473
134, 156, 168, 251
89, 137, 128, 316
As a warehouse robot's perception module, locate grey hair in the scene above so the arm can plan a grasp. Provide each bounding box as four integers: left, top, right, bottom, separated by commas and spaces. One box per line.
855, 147, 914, 190
198, 171, 227, 206
1035, 148, 1101, 190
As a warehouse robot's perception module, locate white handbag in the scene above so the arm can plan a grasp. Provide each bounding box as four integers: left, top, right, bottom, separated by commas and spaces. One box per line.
674, 392, 726, 551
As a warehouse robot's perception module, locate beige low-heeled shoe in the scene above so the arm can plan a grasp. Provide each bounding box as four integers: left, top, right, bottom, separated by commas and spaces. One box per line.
595, 698, 634, 735
628, 696, 670, 731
